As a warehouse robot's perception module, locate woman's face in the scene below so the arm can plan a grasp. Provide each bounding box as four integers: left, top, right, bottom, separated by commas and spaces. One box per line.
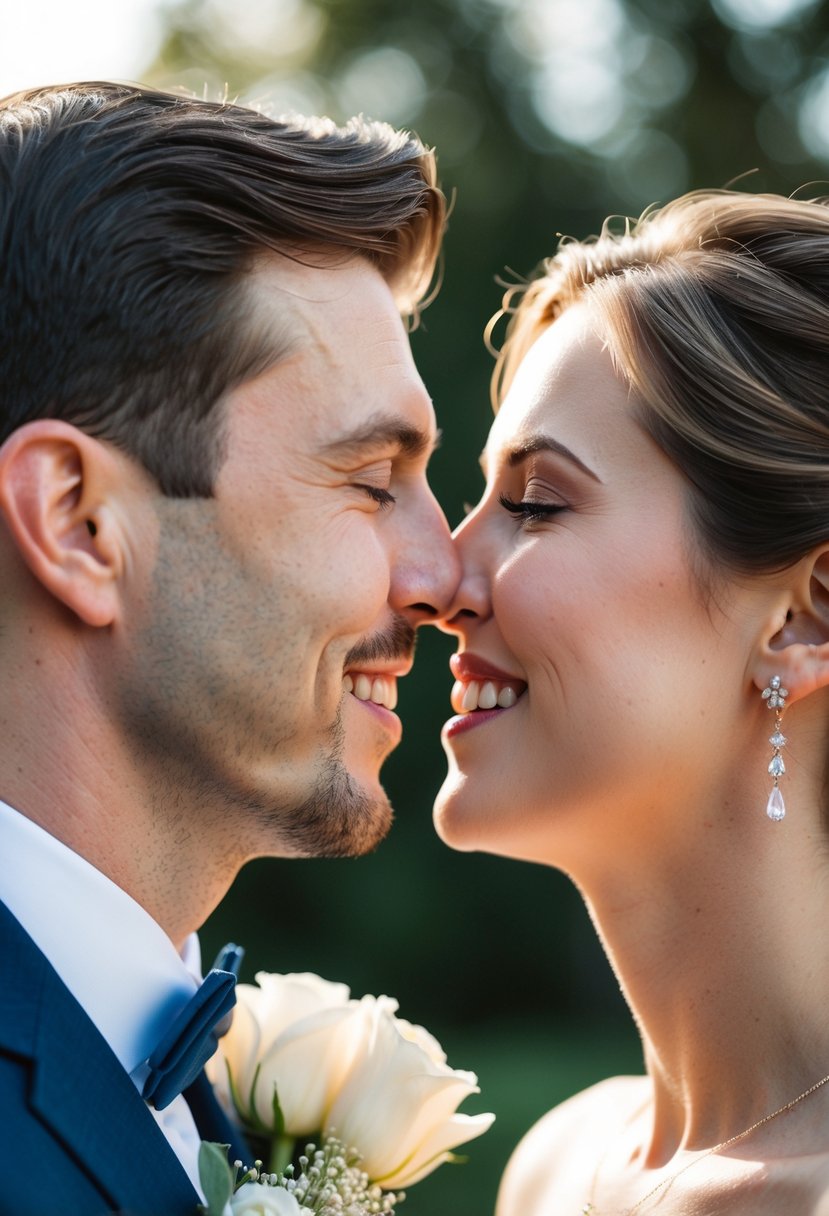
434, 304, 767, 870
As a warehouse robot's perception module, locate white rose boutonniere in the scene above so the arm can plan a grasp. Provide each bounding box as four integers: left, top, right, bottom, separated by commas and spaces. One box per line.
201, 971, 495, 1215
324, 995, 494, 1188
207, 972, 363, 1152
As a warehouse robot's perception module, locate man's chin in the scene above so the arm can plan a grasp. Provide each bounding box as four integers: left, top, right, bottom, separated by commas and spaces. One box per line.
321, 773, 394, 858
266, 759, 394, 858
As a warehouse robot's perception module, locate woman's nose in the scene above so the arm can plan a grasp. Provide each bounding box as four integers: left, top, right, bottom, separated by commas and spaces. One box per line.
436, 505, 493, 634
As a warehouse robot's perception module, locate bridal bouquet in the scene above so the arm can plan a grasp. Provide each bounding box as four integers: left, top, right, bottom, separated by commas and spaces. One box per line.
199, 972, 494, 1216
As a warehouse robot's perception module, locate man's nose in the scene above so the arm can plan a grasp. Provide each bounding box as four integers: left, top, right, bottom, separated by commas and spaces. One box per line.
389, 488, 461, 626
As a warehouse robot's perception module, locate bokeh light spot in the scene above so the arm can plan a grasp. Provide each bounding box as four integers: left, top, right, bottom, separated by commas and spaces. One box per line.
337, 46, 426, 126
712, 0, 820, 31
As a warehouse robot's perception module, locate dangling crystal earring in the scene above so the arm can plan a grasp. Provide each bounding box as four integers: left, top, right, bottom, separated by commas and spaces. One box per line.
762, 675, 789, 821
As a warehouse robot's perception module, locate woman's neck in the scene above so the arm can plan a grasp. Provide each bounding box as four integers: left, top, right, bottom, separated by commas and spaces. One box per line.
576, 798, 829, 1166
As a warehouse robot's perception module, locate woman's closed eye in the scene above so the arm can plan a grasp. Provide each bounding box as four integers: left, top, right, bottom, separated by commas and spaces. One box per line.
498, 492, 568, 522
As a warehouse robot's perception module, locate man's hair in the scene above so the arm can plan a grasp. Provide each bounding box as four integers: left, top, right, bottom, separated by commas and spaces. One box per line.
0, 81, 445, 495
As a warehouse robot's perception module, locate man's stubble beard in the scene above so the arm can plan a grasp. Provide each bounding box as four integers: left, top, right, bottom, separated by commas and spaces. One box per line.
115, 669, 394, 860
112, 509, 395, 862
274, 708, 394, 858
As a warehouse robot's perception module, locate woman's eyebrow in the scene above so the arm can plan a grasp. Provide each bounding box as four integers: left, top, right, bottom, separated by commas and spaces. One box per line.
479, 434, 600, 482
503, 434, 603, 483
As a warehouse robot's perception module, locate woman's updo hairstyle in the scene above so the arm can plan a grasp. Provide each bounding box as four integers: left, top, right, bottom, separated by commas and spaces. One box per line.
493, 190, 829, 576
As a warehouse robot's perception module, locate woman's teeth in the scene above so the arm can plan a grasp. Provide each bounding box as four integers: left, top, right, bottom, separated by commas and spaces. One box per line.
453, 680, 519, 713
342, 672, 398, 710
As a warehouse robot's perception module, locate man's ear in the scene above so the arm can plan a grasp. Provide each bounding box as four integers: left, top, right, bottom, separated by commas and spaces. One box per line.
754, 547, 829, 705
0, 420, 128, 627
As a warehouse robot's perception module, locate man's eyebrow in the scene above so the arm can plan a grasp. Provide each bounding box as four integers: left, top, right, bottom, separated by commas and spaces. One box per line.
480, 434, 602, 483
322, 416, 440, 460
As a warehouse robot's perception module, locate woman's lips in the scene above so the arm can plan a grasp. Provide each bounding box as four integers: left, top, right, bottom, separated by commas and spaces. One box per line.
449, 653, 527, 716
445, 653, 527, 736
450, 652, 526, 685
443, 706, 507, 739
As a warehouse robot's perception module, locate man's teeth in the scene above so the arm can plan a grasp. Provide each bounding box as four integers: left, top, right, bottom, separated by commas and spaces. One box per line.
454, 680, 519, 713
342, 672, 398, 710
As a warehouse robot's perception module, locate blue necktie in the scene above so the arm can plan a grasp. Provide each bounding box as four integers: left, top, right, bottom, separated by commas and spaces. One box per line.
143, 942, 243, 1112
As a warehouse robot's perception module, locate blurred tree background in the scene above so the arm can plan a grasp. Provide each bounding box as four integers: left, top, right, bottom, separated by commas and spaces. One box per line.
137, 1, 829, 1211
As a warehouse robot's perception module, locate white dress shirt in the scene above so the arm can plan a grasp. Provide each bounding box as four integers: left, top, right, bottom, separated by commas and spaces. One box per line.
0, 797, 206, 1196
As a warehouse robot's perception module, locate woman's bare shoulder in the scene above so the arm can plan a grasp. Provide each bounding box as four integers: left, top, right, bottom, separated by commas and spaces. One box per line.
497, 1076, 649, 1216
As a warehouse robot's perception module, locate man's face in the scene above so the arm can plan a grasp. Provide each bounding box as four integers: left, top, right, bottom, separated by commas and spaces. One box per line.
116, 255, 459, 859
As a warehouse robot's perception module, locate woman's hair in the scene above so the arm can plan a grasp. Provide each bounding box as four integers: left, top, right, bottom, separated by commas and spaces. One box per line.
493, 190, 829, 576
0, 81, 445, 496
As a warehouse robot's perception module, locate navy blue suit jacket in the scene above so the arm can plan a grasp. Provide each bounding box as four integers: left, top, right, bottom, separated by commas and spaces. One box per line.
0, 899, 244, 1216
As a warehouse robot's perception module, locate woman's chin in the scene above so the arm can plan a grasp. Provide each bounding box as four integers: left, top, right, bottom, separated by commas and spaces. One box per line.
433, 771, 496, 854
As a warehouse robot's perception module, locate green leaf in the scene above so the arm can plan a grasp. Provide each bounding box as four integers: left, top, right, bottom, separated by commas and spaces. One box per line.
248, 1061, 262, 1123
198, 1141, 234, 1216
271, 1083, 286, 1139
226, 1057, 247, 1122
269, 1132, 295, 1177
227, 1059, 275, 1137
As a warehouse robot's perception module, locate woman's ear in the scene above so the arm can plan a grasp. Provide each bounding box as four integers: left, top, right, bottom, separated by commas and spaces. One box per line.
0, 420, 129, 627
753, 547, 829, 704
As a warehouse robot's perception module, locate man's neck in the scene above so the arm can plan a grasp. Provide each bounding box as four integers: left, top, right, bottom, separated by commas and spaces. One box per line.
0, 726, 243, 949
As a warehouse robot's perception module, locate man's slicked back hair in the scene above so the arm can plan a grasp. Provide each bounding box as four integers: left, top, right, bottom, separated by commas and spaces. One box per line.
0, 81, 445, 494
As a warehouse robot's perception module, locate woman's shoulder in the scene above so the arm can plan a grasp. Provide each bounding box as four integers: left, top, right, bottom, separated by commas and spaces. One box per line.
496, 1075, 650, 1216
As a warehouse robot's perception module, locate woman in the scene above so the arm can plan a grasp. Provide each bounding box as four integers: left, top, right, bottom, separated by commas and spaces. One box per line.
434, 191, 829, 1214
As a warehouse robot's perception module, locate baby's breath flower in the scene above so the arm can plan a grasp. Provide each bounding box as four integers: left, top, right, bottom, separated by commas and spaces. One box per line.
236, 1136, 405, 1216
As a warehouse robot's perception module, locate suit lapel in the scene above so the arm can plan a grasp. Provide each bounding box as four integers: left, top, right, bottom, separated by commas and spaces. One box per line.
185, 1070, 251, 1165
0, 900, 199, 1214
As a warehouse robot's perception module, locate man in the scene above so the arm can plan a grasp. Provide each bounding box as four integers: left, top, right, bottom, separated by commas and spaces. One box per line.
0, 81, 459, 1215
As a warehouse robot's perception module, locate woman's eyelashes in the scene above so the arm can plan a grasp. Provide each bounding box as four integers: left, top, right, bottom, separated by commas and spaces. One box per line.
498, 492, 568, 522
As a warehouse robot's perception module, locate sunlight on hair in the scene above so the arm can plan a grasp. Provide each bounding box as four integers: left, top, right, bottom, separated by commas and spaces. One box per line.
245, 70, 330, 120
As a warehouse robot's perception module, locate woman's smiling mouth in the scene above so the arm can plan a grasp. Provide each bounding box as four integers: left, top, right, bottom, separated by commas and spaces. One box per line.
444, 652, 527, 735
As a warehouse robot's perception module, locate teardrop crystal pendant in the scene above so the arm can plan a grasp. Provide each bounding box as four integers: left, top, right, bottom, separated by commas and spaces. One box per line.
763, 678, 789, 822
767, 785, 786, 821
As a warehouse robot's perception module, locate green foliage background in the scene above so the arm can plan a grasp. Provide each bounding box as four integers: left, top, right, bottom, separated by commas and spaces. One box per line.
137, 1, 829, 1210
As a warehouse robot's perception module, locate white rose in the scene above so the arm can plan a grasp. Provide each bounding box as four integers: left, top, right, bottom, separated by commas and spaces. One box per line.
208, 971, 365, 1136
323, 996, 495, 1188
230, 1182, 311, 1216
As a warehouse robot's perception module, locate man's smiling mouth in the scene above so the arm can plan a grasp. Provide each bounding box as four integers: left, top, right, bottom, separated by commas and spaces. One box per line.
343, 671, 399, 709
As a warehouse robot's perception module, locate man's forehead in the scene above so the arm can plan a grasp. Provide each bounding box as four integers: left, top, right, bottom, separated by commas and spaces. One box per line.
235, 251, 436, 457
243, 250, 416, 367
244, 247, 395, 321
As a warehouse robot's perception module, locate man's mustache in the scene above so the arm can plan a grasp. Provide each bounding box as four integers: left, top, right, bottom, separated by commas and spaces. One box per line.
344, 616, 416, 668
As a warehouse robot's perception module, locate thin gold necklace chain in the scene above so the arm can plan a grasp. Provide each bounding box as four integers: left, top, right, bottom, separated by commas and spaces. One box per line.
582, 1069, 829, 1216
